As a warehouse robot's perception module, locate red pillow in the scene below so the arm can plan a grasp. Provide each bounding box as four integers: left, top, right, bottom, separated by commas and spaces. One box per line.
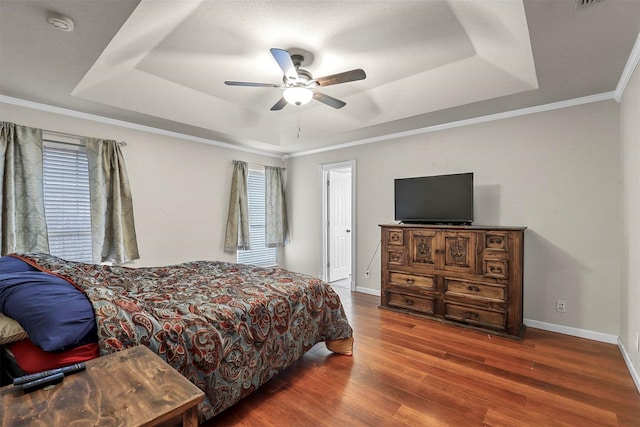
8, 339, 99, 374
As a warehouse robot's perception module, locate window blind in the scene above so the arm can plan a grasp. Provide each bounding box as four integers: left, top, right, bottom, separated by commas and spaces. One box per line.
237, 167, 277, 266
42, 142, 93, 263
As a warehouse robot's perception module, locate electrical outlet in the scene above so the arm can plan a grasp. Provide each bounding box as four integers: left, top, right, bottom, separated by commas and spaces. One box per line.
556, 300, 566, 312
365, 271, 370, 279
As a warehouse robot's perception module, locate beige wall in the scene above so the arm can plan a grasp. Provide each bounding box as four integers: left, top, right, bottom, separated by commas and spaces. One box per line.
284, 100, 622, 337
0, 94, 627, 340
620, 60, 640, 381
0, 102, 284, 267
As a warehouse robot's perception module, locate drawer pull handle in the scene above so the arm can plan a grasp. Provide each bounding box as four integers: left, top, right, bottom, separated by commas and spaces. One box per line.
468, 285, 480, 292
488, 237, 503, 245
464, 311, 479, 320
490, 266, 503, 274
391, 234, 400, 241
390, 255, 401, 262
405, 278, 415, 285
404, 298, 415, 306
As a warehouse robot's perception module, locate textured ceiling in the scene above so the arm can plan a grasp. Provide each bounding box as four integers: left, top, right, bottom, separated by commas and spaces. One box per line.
1, 0, 639, 155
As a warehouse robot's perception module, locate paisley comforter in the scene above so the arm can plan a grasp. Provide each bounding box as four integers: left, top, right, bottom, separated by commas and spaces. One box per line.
12, 253, 353, 422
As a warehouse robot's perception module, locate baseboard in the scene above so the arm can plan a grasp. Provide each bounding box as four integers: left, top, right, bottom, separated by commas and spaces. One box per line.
347, 303, 618, 345
352, 300, 618, 344
618, 338, 640, 394
523, 319, 618, 344
354, 286, 381, 296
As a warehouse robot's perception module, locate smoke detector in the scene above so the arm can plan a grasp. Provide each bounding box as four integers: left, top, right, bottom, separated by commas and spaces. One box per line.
46, 11, 75, 32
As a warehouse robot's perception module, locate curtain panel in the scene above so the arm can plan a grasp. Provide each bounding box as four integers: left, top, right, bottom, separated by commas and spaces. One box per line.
0, 122, 49, 254
224, 160, 250, 252
265, 166, 289, 247
86, 138, 140, 264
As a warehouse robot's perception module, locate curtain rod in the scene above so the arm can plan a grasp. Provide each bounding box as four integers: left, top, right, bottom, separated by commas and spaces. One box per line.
43, 129, 127, 146
234, 160, 285, 170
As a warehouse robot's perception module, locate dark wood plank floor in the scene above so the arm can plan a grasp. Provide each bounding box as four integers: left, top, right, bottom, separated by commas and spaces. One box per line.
207, 288, 640, 426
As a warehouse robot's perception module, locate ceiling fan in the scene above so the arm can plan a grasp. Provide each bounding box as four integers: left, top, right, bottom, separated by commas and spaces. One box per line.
225, 48, 366, 111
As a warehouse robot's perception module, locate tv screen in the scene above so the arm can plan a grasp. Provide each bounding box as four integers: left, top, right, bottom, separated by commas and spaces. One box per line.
394, 173, 474, 225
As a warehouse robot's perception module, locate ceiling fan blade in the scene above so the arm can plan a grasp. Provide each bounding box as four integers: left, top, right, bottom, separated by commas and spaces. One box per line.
313, 92, 346, 109
270, 97, 288, 111
270, 48, 299, 81
225, 81, 282, 88
315, 69, 366, 87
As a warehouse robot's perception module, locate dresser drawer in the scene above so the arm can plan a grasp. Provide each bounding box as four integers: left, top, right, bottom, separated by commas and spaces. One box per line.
484, 232, 508, 252
483, 259, 508, 279
444, 303, 506, 331
387, 249, 405, 266
388, 271, 435, 290
444, 278, 505, 302
386, 229, 404, 246
387, 291, 435, 314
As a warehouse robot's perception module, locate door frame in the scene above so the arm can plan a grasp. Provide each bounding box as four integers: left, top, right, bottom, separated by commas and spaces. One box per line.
320, 160, 356, 291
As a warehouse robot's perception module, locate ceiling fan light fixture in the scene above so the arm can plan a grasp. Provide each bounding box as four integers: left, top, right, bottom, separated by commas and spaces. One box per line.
226, 48, 365, 110
283, 87, 313, 106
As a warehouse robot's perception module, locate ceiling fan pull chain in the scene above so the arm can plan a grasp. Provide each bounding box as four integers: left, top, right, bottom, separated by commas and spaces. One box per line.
297, 112, 302, 140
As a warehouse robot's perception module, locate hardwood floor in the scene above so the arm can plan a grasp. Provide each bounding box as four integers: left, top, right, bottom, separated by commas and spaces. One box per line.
208, 289, 640, 426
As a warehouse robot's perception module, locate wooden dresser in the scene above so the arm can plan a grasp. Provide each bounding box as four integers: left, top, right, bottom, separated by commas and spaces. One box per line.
380, 224, 526, 338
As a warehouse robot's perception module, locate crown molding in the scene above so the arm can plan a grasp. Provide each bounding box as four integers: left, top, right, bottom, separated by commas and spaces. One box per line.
285, 91, 617, 158
615, 31, 640, 103
0, 88, 621, 160
0, 95, 284, 159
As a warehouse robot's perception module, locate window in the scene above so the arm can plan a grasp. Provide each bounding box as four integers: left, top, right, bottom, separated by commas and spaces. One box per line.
237, 166, 277, 266
42, 138, 93, 263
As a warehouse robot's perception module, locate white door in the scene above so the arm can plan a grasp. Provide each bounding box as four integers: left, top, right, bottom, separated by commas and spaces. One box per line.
328, 169, 352, 282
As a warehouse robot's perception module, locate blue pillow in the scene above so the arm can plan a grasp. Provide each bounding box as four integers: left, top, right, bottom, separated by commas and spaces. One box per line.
0, 271, 97, 352
0, 256, 39, 274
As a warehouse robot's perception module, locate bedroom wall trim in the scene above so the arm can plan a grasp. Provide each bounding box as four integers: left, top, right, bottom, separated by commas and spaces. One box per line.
0, 90, 620, 161
354, 286, 380, 296
0, 91, 619, 162
523, 319, 618, 345
349, 284, 622, 345
618, 338, 640, 394
284, 91, 616, 159
614, 32, 640, 103
0, 95, 283, 159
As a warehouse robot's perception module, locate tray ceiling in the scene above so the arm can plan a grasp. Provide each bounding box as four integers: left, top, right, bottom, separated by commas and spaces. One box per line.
1, 0, 638, 155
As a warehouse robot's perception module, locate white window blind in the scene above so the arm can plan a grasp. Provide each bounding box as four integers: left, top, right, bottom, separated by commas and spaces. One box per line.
237, 166, 277, 266
42, 140, 93, 263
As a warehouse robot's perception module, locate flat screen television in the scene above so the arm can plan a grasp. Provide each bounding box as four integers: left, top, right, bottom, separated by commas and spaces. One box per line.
394, 173, 474, 225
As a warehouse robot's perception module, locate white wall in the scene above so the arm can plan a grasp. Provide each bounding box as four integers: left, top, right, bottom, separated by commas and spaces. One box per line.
620, 58, 640, 382
0, 102, 284, 267
284, 100, 622, 337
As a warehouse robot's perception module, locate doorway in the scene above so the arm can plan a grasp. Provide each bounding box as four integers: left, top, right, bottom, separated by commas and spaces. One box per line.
321, 161, 356, 291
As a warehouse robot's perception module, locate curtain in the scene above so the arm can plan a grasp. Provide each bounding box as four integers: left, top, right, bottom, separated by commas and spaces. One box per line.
224, 160, 250, 252
86, 138, 139, 264
0, 122, 49, 255
265, 166, 289, 247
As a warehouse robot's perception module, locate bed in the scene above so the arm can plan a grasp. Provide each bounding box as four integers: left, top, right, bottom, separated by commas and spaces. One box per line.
0, 252, 353, 422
